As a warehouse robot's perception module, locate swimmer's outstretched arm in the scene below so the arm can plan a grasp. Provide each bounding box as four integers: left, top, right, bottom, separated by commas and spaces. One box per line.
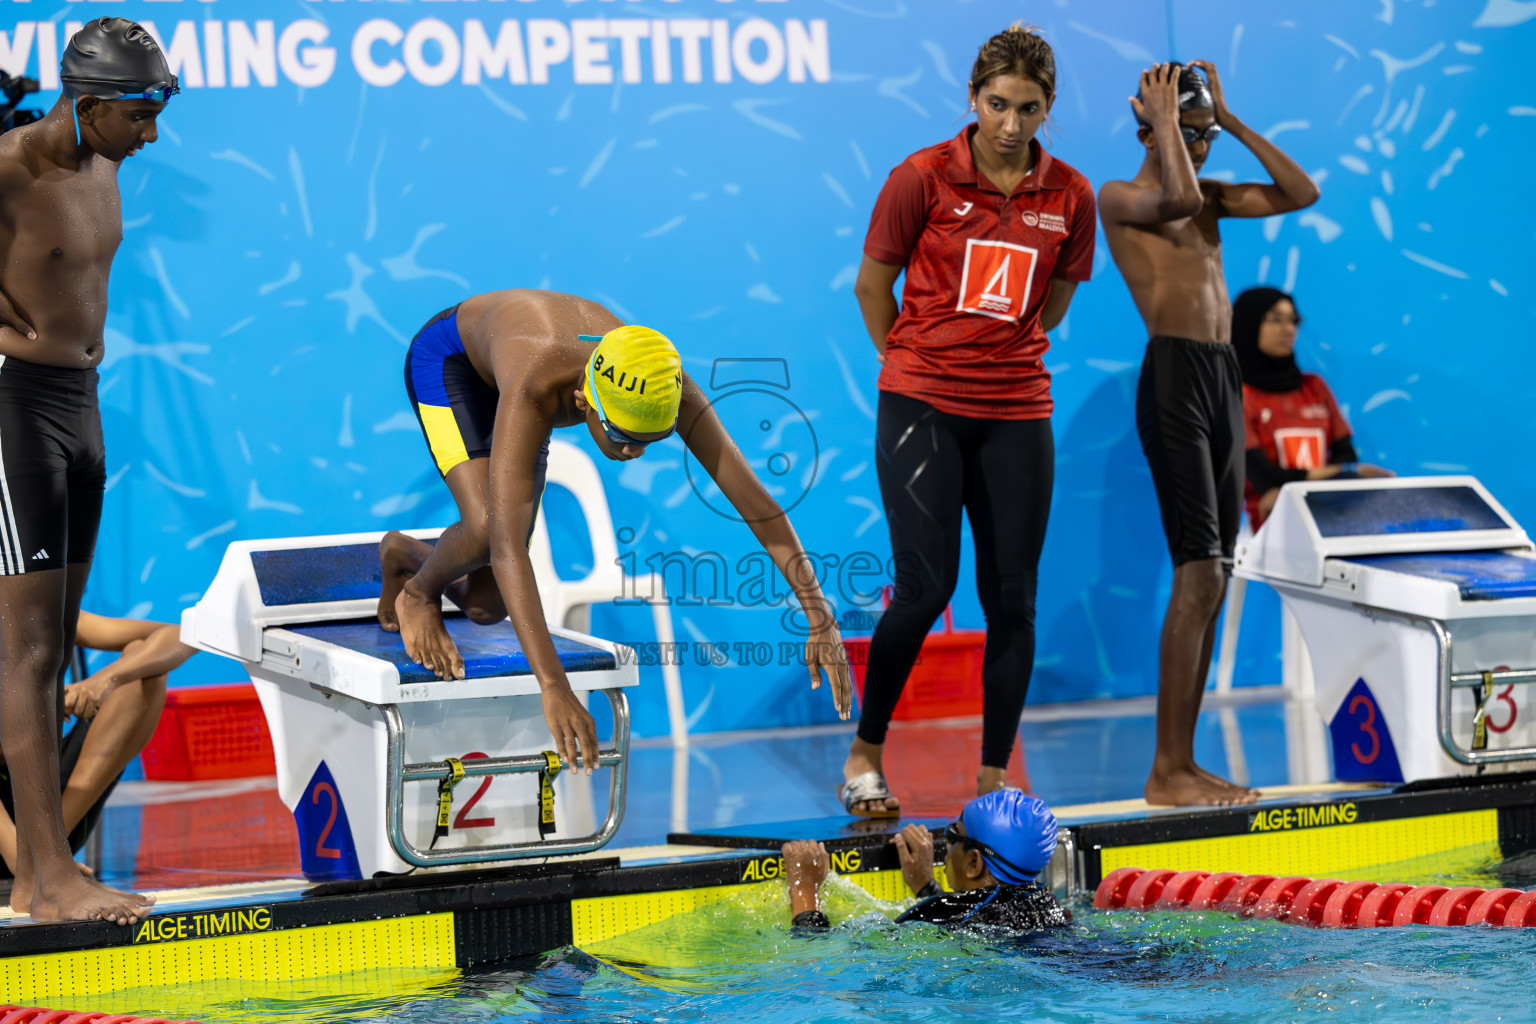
1188, 61, 1320, 218
486, 396, 602, 775
676, 375, 854, 719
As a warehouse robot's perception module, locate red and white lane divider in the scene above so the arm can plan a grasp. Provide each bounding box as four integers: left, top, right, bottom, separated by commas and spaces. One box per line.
1093, 867, 1536, 928
0, 1007, 208, 1024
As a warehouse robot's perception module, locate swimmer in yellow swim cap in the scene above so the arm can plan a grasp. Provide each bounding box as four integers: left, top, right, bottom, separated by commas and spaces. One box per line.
379, 290, 852, 773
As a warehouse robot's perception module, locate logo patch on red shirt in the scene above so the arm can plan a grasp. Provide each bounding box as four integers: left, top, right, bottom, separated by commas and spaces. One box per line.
1274, 427, 1327, 470
957, 239, 1038, 322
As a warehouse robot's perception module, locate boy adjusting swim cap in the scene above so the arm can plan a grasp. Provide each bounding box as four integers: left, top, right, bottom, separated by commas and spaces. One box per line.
61, 18, 178, 101
960, 790, 1059, 885
582, 326, 682, 435
1134, 62, 1213, 127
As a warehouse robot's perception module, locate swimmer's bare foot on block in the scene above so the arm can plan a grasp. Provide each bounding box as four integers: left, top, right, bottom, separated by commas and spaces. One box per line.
397, 583, 465, 680
378, 531, 430, 633
841, 738, 899, 817
1193, 763, 1258, 800
13, 866, 153, 924
1145, 762, 1258, 807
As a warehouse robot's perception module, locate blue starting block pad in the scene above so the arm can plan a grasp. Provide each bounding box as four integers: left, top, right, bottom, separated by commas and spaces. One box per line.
252, 543, 387, 606
288, 618, 618, 684
1345, 551, 1536, 601
1305, 484, 1508, 538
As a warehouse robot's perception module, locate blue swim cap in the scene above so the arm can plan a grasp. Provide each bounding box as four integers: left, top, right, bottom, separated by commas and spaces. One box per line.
960, 791, 1058, 884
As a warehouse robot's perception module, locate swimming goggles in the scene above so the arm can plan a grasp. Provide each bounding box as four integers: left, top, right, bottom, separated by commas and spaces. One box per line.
581, 337, 678, 449
1181, 124, 1222, 145
943, 820, 1036, 883
129, 81, 181, 104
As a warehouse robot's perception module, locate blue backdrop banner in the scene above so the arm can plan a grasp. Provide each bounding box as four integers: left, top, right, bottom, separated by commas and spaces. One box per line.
2, 0, 1531, 740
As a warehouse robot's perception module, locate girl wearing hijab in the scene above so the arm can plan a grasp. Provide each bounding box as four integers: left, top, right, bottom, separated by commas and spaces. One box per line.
1233, 287, 1392, 526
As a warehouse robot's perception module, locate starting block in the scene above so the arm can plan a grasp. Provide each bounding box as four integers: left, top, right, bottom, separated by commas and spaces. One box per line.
1238, 476, 1536, 784
181, 530, 637, 880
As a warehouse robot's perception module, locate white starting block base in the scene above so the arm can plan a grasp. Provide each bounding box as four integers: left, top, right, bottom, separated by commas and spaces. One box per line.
1239, 476, 1536, 785
252, 674, 604, 880
184, 531, 638, 881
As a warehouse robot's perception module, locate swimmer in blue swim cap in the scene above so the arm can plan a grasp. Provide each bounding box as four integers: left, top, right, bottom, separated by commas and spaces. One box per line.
783, 790, 1068, 932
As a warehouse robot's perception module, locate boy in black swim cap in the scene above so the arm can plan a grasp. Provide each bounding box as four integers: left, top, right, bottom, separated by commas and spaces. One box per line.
1098, 61, 1319, 808
60, 17, 181, 106
0, 16, 174, 925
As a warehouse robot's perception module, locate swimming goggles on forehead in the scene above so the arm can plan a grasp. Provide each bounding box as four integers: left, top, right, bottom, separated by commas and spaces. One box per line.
580, 335, 679, 448
1181, 124, 1222, 145
943, 820, 1036, 883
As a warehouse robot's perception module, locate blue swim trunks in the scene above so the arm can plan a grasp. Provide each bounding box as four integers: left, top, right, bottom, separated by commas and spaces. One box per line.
403, 305, 548, 539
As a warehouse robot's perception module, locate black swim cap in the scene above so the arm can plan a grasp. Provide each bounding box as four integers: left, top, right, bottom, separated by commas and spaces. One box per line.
60, 18, 175, 100
1135, 63, 1213, 127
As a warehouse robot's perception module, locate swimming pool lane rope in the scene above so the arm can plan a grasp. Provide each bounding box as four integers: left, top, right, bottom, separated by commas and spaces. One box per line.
0, 1006, 209, 1023
1094, 867, 1536, 928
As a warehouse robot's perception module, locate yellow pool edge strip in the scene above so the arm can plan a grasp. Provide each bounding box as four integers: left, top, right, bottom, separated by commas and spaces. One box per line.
1099, 808, 1498, 879
572, 868, 912, 946
1, 913, 456, 1005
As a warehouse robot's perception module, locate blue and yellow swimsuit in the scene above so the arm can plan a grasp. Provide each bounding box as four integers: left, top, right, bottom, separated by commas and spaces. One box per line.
404, 305, 548, 538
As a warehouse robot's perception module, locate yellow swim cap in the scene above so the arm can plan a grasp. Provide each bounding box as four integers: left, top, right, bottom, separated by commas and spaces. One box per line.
582, 325, 682, 435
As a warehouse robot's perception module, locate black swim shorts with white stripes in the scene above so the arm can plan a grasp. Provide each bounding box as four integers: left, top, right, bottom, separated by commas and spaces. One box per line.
0, 354, 106, 575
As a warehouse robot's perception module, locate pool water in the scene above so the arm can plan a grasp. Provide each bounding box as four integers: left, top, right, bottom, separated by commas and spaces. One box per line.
97, 854, 1536, 1024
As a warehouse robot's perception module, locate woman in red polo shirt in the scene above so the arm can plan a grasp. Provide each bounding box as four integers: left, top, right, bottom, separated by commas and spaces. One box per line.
1235, 287, 1392, 527
841, 25, 1096, 816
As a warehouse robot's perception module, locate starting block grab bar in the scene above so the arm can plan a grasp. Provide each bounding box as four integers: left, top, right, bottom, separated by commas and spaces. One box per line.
1416, 618, 1536, 767
382, 688, 632, 868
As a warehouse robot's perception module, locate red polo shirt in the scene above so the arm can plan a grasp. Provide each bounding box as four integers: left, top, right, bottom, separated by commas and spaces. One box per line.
1243, 375, 1352, 525
864, 126, 1096, 420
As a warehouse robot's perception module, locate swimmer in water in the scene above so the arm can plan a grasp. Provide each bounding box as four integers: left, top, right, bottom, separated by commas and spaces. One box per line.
783, 790, 1068, 932
0, 17, 176, 923
378, 291, 853, 774
1098, 62, 1319, 807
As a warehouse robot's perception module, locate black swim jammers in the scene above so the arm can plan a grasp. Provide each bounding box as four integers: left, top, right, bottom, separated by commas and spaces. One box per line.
1135, 336, 1244, 567
0, 355, 107, 574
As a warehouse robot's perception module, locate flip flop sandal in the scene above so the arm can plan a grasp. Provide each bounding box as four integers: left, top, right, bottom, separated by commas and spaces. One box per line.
839, 770, 900, 819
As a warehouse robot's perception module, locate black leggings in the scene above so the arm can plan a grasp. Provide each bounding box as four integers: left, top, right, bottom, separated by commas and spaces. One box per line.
858, 391, 1053, 767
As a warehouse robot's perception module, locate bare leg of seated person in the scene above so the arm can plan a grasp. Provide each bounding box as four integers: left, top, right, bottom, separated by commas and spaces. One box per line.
4, 566, 153, 923
60, 673, 168, 840
1144, 558, 1258, 808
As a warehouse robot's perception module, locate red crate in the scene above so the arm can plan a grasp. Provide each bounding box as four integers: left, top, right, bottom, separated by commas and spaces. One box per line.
847, 606, 986, 721
139, 683, 278, 781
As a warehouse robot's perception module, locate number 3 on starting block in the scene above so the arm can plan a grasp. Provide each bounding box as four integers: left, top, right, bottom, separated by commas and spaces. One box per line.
1328, 679, 1405, 784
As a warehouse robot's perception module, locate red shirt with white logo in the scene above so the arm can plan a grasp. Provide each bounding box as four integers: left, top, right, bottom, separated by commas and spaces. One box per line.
1243, 374, 1352, 524
864, 127, 1096, 420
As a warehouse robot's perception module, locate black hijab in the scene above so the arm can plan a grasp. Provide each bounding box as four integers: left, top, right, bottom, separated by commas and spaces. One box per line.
1232, 287, 1305, 393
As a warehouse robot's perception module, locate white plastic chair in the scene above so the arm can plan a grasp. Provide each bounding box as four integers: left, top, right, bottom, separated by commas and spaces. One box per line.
528, 439, 688, 751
